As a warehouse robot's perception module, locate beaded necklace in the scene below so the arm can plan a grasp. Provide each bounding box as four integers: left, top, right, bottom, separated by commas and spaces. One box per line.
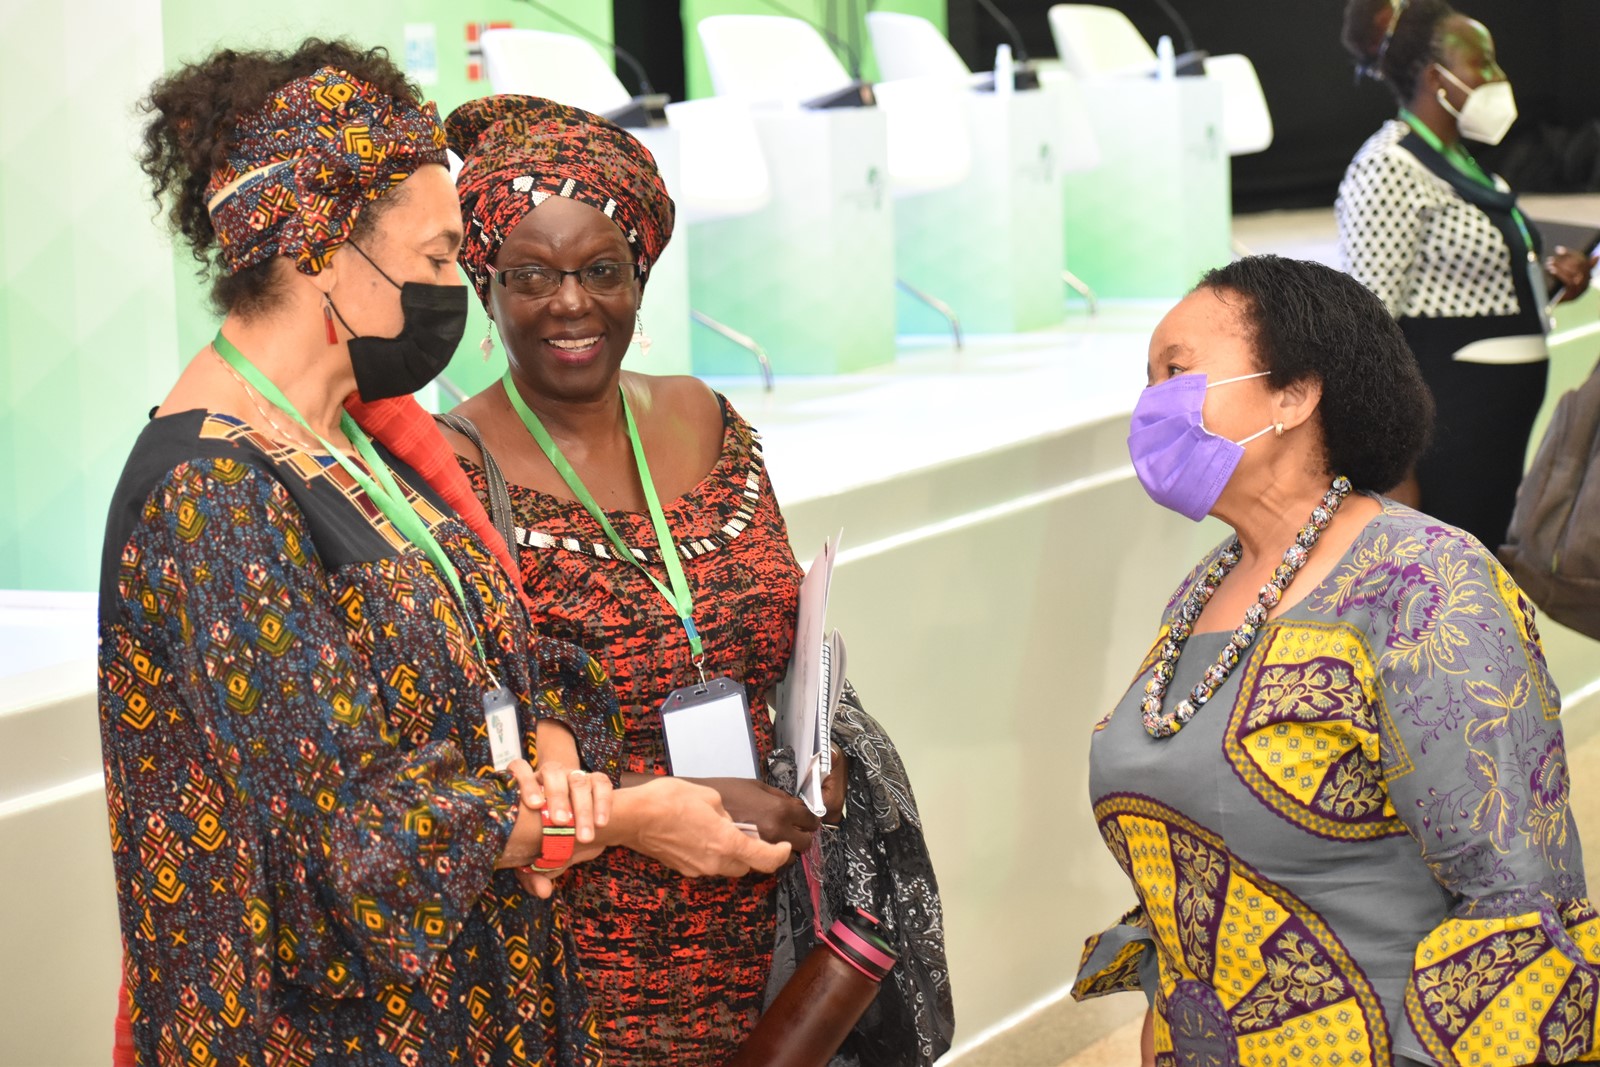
1140, 475, 1353, 739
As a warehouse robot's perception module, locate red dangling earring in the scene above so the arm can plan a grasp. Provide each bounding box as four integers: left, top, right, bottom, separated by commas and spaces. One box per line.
322, 296, 338, 345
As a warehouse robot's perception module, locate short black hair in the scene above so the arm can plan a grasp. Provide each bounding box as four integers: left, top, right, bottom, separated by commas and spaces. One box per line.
1196, 255, 1434, 494
1341, 0, 1454, 102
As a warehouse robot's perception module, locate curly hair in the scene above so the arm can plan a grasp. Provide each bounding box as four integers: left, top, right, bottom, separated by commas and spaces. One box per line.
1196, 256, 1434, 494
1341, 0, 1454, 102
138, 39, 420, 316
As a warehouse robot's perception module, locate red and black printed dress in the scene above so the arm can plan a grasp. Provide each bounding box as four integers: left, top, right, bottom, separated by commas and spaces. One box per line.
98, 410, 621, 1067
462, 395, 804, 1065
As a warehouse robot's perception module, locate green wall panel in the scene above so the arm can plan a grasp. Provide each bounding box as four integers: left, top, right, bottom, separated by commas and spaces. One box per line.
0, 1, 614, 591
0, 0, 180, 592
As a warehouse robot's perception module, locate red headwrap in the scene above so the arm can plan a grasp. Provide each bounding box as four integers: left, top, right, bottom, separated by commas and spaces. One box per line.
446, 95, 675, 307
204, 66, 447, 276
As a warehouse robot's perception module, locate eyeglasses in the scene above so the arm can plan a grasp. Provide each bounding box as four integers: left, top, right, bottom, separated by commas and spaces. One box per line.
487, 260, 643, 298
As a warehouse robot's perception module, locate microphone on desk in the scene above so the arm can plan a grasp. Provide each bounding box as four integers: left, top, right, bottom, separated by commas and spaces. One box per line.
754, 0, 876, 109
1149, 0, 1208, 77
509, 0, 671, 126
972, 0, 1041, 90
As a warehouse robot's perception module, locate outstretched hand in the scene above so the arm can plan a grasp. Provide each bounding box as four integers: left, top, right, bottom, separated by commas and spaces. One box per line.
627, 776, 792, 877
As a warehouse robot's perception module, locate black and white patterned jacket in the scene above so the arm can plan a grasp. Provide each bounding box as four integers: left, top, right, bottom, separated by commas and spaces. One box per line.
1336, 119, 1547, 363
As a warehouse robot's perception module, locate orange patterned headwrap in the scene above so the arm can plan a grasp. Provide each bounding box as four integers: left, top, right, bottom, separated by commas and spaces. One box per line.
446, 95, 675, 307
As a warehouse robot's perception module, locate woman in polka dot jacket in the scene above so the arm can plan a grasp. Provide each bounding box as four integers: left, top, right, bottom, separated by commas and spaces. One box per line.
1336, 0, 1595, 550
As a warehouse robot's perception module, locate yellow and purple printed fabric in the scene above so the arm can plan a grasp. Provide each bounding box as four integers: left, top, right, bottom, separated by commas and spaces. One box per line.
1077, 498, 1600, 1067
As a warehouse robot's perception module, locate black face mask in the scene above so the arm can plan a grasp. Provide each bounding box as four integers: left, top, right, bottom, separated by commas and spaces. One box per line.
331, 242, 468, 402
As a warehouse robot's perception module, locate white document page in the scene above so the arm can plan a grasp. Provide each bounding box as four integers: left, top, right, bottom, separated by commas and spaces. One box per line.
775, 532, 842, 816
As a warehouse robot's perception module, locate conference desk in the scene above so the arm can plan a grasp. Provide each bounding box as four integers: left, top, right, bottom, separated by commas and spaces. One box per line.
5, 302, 1599, 1065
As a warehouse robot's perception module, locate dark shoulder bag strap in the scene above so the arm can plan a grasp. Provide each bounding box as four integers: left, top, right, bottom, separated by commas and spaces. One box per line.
434, 411, 519, 557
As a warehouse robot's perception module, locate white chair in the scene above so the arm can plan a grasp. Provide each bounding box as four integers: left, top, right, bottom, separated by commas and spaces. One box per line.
865, 11, 974, 85
1047, 4, 1156, 78
870, 77, 972, 196
1047, 5, 1272, 157
664, 97, 773, 224
479, 29, 633, 116
697, 15, 857, 107
1202, 52, 1273, 155
867, 11, 1101, 317
663, 96, 776, 388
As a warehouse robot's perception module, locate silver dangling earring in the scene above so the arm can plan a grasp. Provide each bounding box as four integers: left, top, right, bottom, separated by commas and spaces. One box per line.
480, 320, 496, 361
631, 312, 652, 357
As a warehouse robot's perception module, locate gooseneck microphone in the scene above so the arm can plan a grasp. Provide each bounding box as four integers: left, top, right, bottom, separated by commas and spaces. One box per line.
510, 0, 670, 125
973, 0, 1041, 90
753, 0, 876, 107
1150, 0, 1198, 56
1145, 0, 1207, 77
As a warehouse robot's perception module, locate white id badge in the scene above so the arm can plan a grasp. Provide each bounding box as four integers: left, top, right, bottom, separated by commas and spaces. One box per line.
660, 676, 759, 779
483, 686, 523, 771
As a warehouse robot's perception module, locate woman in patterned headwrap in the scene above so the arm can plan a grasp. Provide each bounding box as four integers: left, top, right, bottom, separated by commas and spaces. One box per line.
435, 96, 824, 1064
103, 41, 787, 1067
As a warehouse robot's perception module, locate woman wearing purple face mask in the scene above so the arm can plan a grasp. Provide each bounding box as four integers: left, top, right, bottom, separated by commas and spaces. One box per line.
1073, 256, 1597, 1067
1336, 0, 1596, 551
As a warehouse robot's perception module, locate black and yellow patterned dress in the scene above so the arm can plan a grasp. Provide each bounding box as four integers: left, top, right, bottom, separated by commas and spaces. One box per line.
1076, 500, 1600, 1066
98, 410, 620, 1066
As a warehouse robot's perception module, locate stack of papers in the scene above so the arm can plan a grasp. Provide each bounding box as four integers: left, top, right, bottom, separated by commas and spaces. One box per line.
775, 532, 847, 817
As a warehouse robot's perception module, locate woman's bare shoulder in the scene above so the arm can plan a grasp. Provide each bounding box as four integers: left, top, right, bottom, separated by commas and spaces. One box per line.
627, 372, 723, 434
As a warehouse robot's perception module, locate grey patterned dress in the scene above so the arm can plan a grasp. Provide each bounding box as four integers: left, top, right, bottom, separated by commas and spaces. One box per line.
1074, 500, 1596, 1066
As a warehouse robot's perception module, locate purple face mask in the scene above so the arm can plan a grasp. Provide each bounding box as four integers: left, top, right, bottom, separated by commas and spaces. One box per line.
1127, 371, 1274, 521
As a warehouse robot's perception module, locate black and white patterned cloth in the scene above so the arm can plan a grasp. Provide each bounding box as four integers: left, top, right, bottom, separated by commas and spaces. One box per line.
1336, 119, 1528, 320
765, 684, 955, 1067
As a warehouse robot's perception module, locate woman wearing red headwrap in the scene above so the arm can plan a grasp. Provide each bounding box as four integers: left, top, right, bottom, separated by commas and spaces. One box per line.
438, 96, 827, 1065
103, 41, 787, 1066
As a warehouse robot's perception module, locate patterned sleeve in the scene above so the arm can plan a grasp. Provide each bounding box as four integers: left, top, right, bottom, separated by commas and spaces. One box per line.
528, 633, 626, 784
107, 458, 520, 994
1336, 144, 1429, 317
1071, 905, 1157, 1002
1373, 529, 1600, 1065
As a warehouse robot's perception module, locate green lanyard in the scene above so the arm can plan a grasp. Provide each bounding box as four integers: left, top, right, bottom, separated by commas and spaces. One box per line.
1400, 109, 1535, 256
213, 331, 495, 682
500, 373, 706, 671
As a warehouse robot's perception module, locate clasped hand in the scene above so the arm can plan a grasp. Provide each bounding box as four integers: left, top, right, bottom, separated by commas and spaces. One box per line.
497, 760, 794, 895
495, 757, 613, 899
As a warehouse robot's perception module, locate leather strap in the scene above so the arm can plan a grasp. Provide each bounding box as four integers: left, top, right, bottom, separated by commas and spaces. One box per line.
434, 411, 519, 559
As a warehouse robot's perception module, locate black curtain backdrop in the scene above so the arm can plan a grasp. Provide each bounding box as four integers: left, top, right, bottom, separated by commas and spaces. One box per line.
613, 0, 687, 100
946, 0, 1600, 212
617, 2, 1600, 212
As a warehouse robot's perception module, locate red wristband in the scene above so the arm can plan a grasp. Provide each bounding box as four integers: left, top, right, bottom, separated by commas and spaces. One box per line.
530, 808, 576, 873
